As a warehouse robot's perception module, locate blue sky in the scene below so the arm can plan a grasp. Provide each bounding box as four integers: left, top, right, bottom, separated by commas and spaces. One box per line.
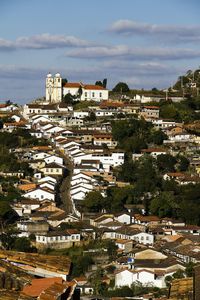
0, 0, 200, 103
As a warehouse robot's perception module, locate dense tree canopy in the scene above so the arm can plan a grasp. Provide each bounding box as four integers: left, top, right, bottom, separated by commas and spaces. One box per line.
112, 82, 130, 93
112, 117, 169, 155
95, 154, 200, 224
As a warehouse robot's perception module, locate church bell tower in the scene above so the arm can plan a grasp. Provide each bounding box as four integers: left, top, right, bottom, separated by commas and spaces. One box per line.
45, 73, 62, 103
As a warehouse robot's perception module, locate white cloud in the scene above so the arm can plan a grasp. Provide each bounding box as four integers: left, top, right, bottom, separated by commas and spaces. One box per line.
0, 38, 15, 51
66, 45, 200, 61
108, 19, 200, 42
15, 33, 92, 49
0, 34, 93, 51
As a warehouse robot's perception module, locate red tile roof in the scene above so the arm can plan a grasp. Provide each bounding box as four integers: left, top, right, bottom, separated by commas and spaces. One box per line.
100, 101, 124, 108
64, 82, 106, 90
0, 104, 8, 108
22, 277, 63, 297
143, 106, 160, 109
64, 82, 81, 88
167, 172, 185, 177
84, 84, 105, 90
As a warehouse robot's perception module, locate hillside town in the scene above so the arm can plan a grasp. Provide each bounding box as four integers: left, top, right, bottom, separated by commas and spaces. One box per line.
0, 69, 200, 300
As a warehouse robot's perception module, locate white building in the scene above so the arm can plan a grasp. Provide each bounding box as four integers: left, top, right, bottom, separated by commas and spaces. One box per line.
23, 187, 55, 202
73, 152, 124, 172
131, 232, 154, 245
44, 155, 64, 165
46, 73, 62, 103
45, 73, 109, 103
35, 230, 81, 249
115, 269, 166, 289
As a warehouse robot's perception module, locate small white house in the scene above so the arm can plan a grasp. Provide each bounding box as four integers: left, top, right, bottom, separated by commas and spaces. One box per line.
38, 176, 57, 184
32, 152, 51, 160
23, 188, 55, 201
39, 181, 55, 191
35, 230, 81, 249
114, 213, 132, 225
115, 269, 165, 288
73, 111, 89, 119
131, 232, 154, 245
44, 155, 64, 165
41, 162, 66, 176
71, 172, 95, 186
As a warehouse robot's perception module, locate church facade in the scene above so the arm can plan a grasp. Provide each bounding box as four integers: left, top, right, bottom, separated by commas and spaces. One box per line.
45, 73, 108, 103
46, 73, 62, 103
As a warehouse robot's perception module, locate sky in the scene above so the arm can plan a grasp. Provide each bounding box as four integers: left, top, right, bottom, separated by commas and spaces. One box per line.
0, 0, 200, 103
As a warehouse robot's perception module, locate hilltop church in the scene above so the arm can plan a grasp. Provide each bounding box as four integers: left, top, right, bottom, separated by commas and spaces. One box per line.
45, 73, 109, 103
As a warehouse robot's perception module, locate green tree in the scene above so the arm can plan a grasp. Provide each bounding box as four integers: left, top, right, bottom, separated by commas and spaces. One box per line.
105, 240, 118, 260
135, 156, 159, 195
180, 201, 200, 225
83, 191, 105, 212
160, 104, 179, 120
149, 129, 168, 145
156, 154, 177, 173
89, 268, 105, 295
62, 93, 74, 104
112, 82, 130, 93
95, 80, 103, 86
87, 111, 96, 121
116, 160, 138, 183
173, 269, 185, 279
72, 255, 94, 276
0, 201, 12, 218
150, 191, 177, 218
78, 86, 83, 98
165, 275, 173, 287
103, 78, 107, 88
177, 155, 190, 172
62, 78, 68, 86
185, 262, 195, 277
152, 87, 158, 92
13, 237, 35, 252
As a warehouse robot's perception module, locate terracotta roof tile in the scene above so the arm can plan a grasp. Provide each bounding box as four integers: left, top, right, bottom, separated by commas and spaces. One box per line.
22, 277, 63, 297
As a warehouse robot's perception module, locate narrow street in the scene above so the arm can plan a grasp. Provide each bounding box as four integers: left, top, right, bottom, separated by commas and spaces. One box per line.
57, 150, 74, 214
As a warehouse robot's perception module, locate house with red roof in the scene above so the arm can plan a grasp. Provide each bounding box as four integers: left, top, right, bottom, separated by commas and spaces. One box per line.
63, 82, 108, 102
45, 73, 108, 103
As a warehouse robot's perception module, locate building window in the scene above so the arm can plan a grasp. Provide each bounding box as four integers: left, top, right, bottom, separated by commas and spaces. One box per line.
99, 92, 102, 97
85, 92, 87, 97
56, 169, 59, 173
92, 92, 95, 97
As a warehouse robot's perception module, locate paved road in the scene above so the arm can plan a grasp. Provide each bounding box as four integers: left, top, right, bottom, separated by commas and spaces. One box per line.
57, 150, 74, 214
